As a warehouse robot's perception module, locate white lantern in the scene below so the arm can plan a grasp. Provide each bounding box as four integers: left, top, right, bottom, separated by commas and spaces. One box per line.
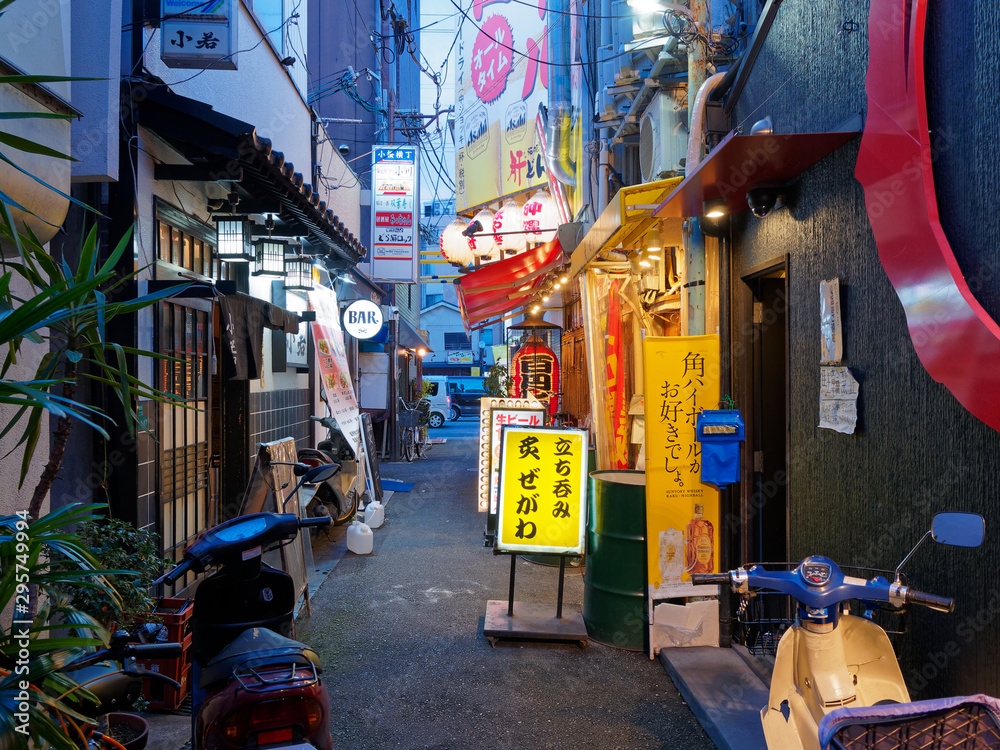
440, 218, 474, 267
492, 199, 526, 255
470, 208, 501, 262
522, 191, 559, 244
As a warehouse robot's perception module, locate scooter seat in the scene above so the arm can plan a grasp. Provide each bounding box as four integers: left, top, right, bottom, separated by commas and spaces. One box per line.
200, 628, 322, 688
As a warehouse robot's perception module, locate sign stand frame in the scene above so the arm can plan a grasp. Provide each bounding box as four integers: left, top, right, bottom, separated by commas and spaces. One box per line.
483, 551, 587, 647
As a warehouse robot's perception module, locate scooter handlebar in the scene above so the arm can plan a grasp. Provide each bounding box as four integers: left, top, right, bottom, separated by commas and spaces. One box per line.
154, 558, 194, 587
126, 642, 184, 658
299, 516, 333, 529
691, 573, 732, 586
905, 588, 955, 613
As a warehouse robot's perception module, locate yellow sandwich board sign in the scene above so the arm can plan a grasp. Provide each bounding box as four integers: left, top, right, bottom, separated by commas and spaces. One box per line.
496, 426, 588, 555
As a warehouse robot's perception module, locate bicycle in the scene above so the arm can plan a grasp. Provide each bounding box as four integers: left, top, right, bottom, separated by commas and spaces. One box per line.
398, 397, 431, 461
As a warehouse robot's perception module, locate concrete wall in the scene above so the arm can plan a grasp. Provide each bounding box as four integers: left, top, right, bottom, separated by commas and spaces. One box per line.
728, 0, 1000, 697
0, 0, 71, 98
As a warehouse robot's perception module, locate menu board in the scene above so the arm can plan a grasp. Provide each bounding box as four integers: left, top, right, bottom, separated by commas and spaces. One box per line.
370, 146, 418, 282
309, 286, 362, 454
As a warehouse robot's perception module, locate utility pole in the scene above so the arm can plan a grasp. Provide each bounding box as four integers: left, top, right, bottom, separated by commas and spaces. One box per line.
682, 0, 708, 337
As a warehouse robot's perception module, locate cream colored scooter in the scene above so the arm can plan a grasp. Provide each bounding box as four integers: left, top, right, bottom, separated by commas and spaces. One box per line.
692, 512, 986, 750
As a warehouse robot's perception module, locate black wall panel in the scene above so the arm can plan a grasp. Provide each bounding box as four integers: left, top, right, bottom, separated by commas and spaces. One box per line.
727, 0, 1000, 697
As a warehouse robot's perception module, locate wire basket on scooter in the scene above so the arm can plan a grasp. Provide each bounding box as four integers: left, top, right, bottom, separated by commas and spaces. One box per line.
733, 564, 909, 657
735, 590, 791, 657
825, 698, 1000, 749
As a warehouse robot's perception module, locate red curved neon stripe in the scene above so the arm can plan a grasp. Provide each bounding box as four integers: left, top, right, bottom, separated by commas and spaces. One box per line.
856, 0, 1000, 431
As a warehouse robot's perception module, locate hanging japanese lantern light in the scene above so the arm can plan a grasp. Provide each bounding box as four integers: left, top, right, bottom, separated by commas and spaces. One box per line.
470, 208, 502, 262
492, 198, 527, 255
510, 333, 561, 419
439, 217, 474, 267
522, 190, 559, 245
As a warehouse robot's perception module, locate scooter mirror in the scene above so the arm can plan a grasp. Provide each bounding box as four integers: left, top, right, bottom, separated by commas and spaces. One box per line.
932, 512, 985, 548
303, 463, 341, 485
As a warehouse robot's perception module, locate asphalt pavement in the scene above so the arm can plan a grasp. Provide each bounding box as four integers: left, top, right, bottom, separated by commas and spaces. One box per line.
296, 418, 716, 749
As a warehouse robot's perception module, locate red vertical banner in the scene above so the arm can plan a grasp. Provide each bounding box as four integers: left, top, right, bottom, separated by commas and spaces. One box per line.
605, 280, 629, 469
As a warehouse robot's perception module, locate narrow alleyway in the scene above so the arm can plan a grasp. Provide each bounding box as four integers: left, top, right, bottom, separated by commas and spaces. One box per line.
297, 423, 715, 749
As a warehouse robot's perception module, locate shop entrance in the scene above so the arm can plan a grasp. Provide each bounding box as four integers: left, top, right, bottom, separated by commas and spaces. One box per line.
741, 262, 789, 567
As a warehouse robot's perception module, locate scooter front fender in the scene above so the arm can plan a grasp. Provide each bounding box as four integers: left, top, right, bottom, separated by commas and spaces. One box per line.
761, 616, 910, 750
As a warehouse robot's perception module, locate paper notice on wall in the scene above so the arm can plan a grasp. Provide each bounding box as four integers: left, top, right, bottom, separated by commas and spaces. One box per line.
820, 278, 843, 365
819, 365, 858, 434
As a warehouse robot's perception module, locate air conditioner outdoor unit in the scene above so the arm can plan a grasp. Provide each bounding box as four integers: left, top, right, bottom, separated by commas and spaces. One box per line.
639, 90, 687, 182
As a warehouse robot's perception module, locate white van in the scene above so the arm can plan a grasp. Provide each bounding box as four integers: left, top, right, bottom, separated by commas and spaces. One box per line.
422, 376, 451, 428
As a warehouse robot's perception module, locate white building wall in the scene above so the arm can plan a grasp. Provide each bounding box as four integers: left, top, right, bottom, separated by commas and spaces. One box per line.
143, 4, 312, 169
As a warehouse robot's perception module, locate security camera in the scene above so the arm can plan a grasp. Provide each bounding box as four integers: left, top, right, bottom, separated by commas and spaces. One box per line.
746, 185, 783, 218
338, 143, 350, 156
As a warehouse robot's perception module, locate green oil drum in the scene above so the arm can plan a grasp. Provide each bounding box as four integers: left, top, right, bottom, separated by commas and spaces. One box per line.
583, 470, 647, 651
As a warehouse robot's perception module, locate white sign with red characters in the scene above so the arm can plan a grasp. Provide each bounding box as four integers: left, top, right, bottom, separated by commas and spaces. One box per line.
488, 407, 545, 514
370, 146, 418, 282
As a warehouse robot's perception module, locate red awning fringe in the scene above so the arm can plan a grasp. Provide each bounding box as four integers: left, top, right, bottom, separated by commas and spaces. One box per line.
456, 240, 564, 330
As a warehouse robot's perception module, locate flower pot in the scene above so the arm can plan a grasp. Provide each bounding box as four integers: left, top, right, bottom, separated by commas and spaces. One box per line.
104, 712, 150, 750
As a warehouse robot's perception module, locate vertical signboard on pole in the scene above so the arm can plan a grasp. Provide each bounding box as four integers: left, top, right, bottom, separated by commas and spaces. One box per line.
643, 335, 721, 598
371, 146, 418, 283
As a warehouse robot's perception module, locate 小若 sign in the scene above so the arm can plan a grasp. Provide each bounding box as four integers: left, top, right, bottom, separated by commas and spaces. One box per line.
160, 0, 236, 70
496, 426, 588, 555
370, 146, 418, 282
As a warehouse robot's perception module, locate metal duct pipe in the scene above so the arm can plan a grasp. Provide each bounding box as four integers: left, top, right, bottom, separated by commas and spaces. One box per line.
686, 71, 726, 174
597, 140, 610, 215
546, 0, 576, 186
535, 110, 572, 223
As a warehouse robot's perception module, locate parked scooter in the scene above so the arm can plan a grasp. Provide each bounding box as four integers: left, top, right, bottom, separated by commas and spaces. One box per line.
298, 414, 362, 525
60, 629, 183, 749
154, 463, 337, 750
693, 512, 990, 750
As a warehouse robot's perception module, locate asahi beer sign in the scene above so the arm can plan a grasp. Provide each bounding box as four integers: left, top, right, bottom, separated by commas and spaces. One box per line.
455, 0, 551, 212
160, 0, 237, 70
370, 146, 418, 283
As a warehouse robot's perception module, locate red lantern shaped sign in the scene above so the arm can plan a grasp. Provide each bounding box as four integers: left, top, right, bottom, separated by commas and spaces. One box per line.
510, 334, 560, 418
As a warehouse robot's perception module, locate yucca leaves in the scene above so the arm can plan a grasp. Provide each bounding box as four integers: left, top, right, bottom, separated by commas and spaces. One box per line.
0, 223, 190, 489
0, 505, 123, 750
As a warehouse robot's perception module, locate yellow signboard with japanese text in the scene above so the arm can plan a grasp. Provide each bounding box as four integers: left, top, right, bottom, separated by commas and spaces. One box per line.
643, 336, 721, 597
497, 426, 588, 554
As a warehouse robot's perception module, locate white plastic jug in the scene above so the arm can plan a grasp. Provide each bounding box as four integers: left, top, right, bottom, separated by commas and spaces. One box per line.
364, 500, 385, 529
346, 521, 373, 554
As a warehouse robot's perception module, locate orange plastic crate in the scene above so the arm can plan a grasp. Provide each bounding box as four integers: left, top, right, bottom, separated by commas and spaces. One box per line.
152, 597, 193, 643
138, 631, 192, 710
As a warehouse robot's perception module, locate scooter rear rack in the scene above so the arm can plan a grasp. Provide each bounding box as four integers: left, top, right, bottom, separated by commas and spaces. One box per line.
821, 694, 1000, 749
232, 657, 320, 693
